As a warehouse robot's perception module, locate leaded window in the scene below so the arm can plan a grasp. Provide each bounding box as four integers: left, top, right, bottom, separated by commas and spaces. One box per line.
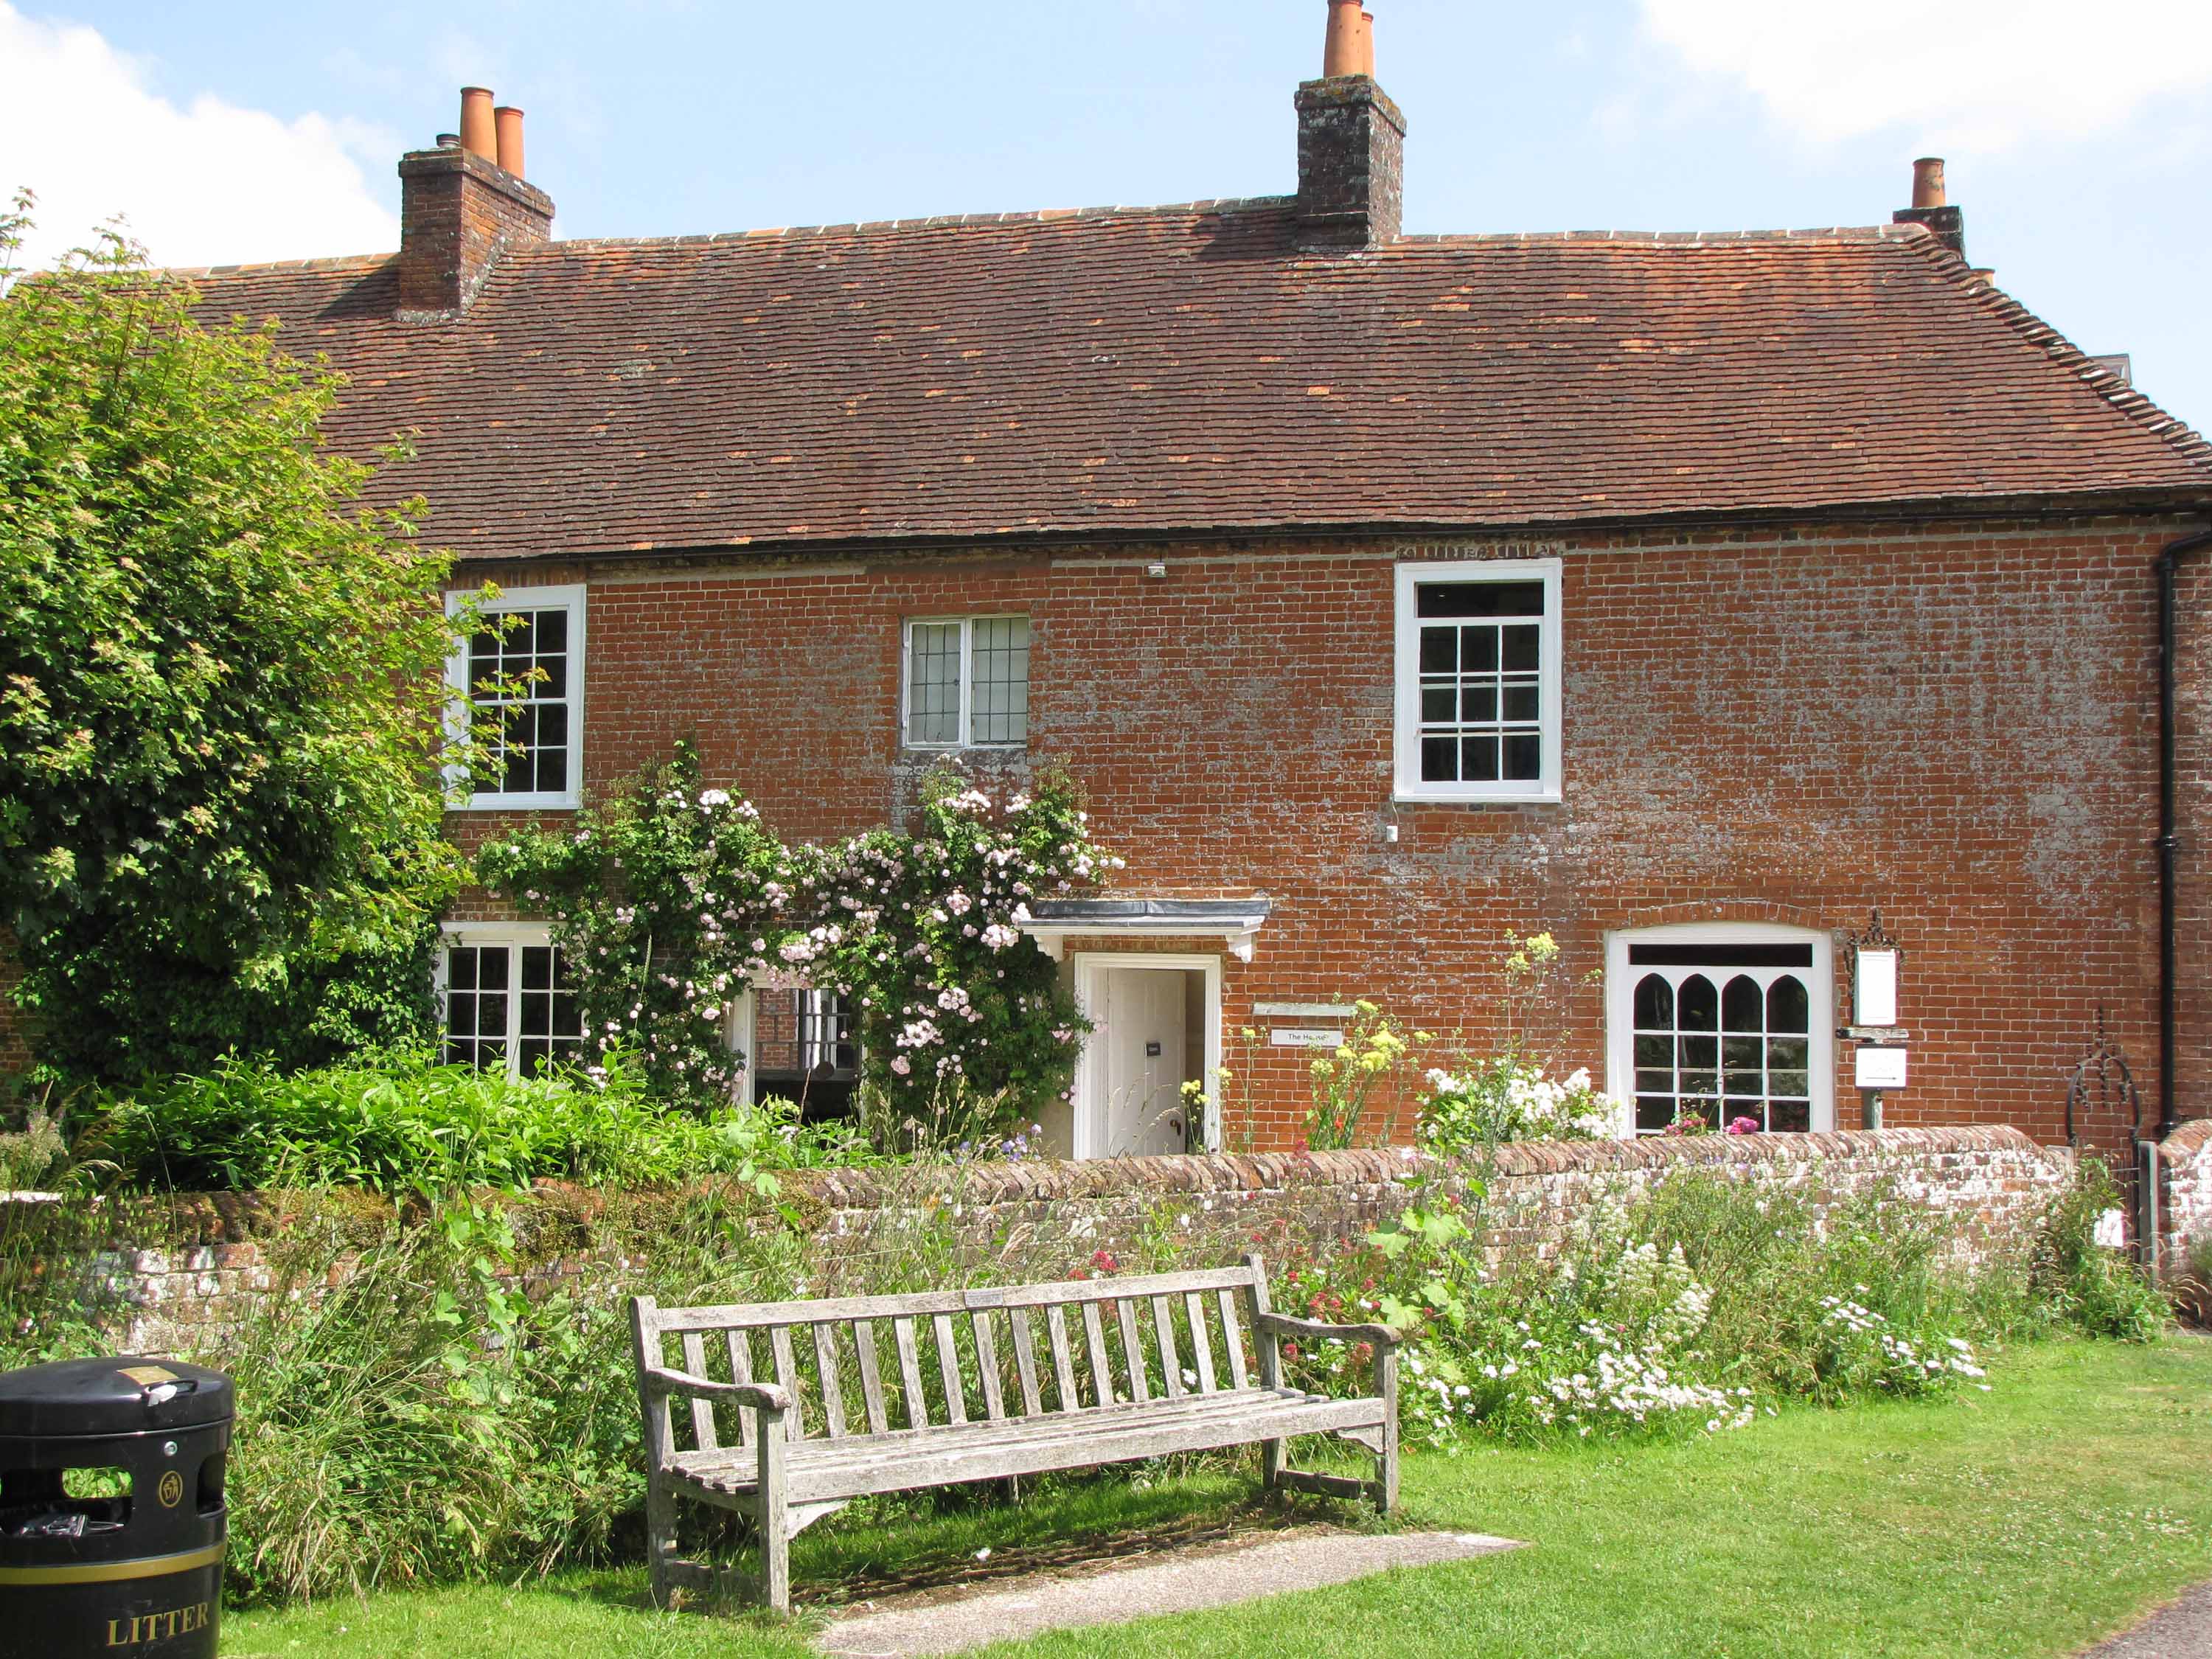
1628, 942, 1815, 1135
904, 616, 1029, 748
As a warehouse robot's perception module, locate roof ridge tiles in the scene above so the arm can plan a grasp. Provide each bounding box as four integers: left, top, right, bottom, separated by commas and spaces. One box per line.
1907, 236, 2212, 478
543, 195, 1300, 254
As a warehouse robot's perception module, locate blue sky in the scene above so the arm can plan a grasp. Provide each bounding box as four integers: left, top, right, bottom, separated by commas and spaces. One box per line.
5, 0, 2208, 425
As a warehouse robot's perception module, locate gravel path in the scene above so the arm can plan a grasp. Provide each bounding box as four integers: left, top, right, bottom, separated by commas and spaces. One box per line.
2085, 1581, 2212, 1658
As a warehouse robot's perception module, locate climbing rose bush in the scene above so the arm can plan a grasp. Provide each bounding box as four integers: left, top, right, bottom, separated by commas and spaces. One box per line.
477, 749, 1114, 1136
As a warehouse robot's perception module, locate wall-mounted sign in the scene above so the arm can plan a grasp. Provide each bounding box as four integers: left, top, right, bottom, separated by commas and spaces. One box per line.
1270, 1027, 1346, 1048
1854, 947, 1899, 1028
1854, 1047, 1909, 1091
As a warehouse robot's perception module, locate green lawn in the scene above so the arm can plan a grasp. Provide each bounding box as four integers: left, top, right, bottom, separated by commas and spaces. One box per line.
224, 1338, 2212, 1658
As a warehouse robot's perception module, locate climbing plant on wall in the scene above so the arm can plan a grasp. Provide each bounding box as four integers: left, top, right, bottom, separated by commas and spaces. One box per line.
476, 745, 1113, 1140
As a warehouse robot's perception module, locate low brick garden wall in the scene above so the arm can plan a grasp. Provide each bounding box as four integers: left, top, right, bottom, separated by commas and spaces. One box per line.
2163, 1119, 2212, 1283
4, 1125, 2083, 1358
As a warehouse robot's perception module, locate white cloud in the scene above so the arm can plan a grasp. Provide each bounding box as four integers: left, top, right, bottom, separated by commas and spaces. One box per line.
0, 3, 397, 273
1636, 0, 2212, 153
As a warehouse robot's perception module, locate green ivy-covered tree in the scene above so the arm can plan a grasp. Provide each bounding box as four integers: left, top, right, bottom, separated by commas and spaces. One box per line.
0, 201, 471, 1082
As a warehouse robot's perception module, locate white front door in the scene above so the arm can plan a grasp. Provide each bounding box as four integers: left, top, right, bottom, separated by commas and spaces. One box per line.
1096, 967, 1189, 1157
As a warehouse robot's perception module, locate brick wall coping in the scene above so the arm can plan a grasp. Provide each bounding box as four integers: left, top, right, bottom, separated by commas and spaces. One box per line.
0, 1127, 2061, 1245
2163, 1119, 2212, 1164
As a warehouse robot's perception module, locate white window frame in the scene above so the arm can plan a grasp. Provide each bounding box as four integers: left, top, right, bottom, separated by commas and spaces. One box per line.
1603, 922, 1836, 1135
901, 614, 1030, 751
1392, 557, 1562, 804
445, 582, 587, 810
435, 922, 582, 1080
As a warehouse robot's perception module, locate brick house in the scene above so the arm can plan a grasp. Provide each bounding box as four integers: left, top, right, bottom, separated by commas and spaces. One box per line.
16, 7, 2212, 1155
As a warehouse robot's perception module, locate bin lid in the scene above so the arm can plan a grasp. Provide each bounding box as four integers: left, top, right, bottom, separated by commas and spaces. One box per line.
0, 1356, 234, 1437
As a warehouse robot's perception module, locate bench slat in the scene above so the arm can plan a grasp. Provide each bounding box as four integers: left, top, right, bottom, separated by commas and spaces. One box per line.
894, 1316, 929, 1430
932, 1313, 968, 1426
1010, 1308, 1043, 1416
678, 1393, 1388, 1506
769, 1325, 804, 1441
1186, 1291, 1217, 1394
973, 1312, 1006, 1420
1046, 1305, 1079, 1411
1081, 1302, 1113, 1407
1152, 1295, 1184, 1398
1218, 1289, 1251, 1390
725, 1329, 755, 1448
644, 1266, 1259, 1333
812, 1324, 846, 1439
680, 1331, 719, 1450
853, 1318, 889, 1436
1114, 1298, 1150, 1405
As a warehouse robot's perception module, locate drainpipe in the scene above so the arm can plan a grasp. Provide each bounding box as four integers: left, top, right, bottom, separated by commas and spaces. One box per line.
2156, 526, 2212, 1142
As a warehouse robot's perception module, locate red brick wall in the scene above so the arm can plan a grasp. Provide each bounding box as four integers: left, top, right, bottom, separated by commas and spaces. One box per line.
10, 512, 2199, 1155
2174, 550, 2212, 1135
434, 514, 2193, 1152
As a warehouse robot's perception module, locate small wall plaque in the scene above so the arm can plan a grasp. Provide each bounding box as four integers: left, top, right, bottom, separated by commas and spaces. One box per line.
1854, 1047, 1909, 1091
1270, 1027, 1346, 1048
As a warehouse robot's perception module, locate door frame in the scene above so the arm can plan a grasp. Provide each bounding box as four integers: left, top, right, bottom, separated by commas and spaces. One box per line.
1071, 953, 1224, 1158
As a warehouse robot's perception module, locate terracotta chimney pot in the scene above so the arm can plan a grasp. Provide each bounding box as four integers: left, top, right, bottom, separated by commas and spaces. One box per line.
1322, 0, 1366, 77
1911, 156, 1946, 210
1357, 10, 1376, 77
459, 87, 496, 160
494, 105, 525, 178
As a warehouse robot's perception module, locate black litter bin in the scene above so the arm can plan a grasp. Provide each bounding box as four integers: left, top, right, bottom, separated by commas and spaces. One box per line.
0, 1356, 232, 1658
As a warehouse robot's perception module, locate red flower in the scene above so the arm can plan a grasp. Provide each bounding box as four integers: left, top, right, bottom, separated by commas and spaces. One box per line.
1091, 1250, 1120, 1274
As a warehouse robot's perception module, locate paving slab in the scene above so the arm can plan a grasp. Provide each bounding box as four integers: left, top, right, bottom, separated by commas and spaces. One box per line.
2084, 1580, 2212, 1658
816, 1528, 1522, 1657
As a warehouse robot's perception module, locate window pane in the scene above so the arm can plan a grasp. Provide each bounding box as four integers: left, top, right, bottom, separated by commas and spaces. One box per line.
906, 622, 961, 745
1678, 975, 1718, 1031
1636, 1096, 1674, 1133
1415, 580, 1545, 619
1722, 975, 1764, 1032
1503, 734, 1541, 780
1633, 974, 1673, 1029
469, 605, 572, 797
1418, 627, 1457, 673
970, 616, 1029, 745
1767, 977, 1810, 1033
1420, 736, 1458, 782
1422, 686, 1455, 723
1770, 1099, 1812, 1134
1501, 624, 1540, 672
1462, 736, 1500, 781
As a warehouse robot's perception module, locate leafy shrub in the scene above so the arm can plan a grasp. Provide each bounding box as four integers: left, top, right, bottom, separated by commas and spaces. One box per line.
86, 1048, 872, 1196
1416, 1059, 1615, 1152
2026, 1157, 2168, 1341
1277, 1172, 2006, 1451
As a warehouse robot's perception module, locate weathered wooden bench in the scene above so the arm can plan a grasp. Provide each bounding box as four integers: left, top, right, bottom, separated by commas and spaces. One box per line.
627, 1254, 1399, 1613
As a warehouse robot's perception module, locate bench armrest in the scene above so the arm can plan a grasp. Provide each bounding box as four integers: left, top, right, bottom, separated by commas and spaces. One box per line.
641, 1365, 793, 1415
1254, 1312, 1402, 1351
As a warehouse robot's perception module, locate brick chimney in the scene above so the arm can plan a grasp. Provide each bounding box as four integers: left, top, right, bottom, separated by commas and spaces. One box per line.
1295, 1, 1404, 251
395, 88, 554, 319
1891, 156, 1965, 257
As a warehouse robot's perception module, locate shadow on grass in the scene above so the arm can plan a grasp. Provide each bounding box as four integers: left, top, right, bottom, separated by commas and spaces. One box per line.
552, 1451, 1379, 1616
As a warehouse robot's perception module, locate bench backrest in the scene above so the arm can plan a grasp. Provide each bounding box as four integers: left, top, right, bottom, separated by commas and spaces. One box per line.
632, 1261, 1276, 1455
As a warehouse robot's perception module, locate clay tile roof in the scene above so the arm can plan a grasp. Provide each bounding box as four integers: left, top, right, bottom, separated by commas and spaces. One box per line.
175, 199, 2212, 560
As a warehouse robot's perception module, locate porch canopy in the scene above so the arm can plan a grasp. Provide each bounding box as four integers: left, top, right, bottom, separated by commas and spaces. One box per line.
1021, 897, 1272, 961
